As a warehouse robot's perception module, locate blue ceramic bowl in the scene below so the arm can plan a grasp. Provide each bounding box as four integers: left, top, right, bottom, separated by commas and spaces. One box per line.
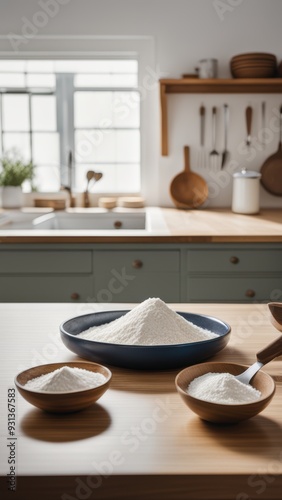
60, 310, 231, 370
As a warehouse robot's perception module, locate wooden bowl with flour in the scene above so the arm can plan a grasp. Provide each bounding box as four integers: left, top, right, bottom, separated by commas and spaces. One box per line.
175, 361, 275, 424
15, 361, 112, 413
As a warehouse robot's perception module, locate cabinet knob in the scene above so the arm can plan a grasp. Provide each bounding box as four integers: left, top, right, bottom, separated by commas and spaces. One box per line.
71, 292, 80, 300
114, 220, 123, 229
132, 259, 143, 269
245, 289, 256, 298
230, 256, 239, 265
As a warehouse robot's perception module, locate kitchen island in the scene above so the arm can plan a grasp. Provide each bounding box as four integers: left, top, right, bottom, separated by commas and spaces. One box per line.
1, 302, 282, 500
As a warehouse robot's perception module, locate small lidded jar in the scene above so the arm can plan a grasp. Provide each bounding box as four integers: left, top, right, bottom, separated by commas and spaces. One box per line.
232, 169, 261, 214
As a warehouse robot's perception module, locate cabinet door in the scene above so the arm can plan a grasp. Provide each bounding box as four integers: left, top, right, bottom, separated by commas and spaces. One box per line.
0, 251, 92, 274
187, 248, 282, 273
0, 275, 93, 302
93, 250, 180, 302
187, 276, 282, 302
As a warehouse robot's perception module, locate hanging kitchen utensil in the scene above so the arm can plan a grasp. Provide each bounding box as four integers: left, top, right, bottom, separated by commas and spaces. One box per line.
197, 104, 206, 168
170, 146, 208, 209
261, 101, 266, 149
209, 106, 219, 170
260, 105, 282, 196
221, 103, 230, 169
245, 106, 253, 153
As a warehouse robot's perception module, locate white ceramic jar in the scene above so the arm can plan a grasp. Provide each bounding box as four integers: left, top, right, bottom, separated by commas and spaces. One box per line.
232, 169, 261, 214
1, 186, 23, 208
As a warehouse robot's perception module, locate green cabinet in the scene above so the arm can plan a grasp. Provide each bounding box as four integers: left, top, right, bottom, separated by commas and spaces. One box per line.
186, 247, 282, 273
0, 242, 281, 303
0, 248, 93, 302
0, 250, 92, 274
185, 244, 282, 303
0, 275, 93, 302
93, 249, 180, 302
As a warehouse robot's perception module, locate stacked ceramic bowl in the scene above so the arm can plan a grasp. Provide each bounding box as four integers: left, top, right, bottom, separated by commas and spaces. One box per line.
230, 52, 277, 78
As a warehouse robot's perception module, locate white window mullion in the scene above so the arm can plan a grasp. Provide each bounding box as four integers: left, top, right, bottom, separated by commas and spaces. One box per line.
0, 94, 3, 155
28, 92, 33, 163
56, 73, 75, 187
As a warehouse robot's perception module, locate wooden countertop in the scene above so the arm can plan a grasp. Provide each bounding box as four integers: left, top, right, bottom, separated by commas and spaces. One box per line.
1, 302, 282, 500
163, 208, 282, 242
0, 208, 282, 243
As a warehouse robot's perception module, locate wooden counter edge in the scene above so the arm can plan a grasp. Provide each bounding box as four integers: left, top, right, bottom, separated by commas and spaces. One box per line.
1, 235, 282, 244
2, 474, 282, 500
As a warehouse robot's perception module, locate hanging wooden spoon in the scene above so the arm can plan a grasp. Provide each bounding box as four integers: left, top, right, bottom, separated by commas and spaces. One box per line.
260, 105, 282, 196
170, 146, 208, 209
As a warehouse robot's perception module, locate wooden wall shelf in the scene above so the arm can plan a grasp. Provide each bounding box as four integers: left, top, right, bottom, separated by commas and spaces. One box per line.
160, 78, 282, 156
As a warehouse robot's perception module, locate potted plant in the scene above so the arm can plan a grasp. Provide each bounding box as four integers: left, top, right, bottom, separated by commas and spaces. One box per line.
0, 150, 35, 208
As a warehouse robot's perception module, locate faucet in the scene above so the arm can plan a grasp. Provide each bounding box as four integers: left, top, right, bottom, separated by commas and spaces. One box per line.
61, 150, 75, 208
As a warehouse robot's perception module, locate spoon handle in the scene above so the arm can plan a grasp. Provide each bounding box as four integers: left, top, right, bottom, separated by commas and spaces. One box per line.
256, 335, 282, 365
246, 106, 253, 140
184, 146, 191, 173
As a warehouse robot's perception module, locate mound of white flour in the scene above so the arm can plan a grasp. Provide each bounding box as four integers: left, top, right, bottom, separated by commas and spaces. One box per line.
188, 372, 261, 404
25, 366, 106, 392
77, 298, 218, 346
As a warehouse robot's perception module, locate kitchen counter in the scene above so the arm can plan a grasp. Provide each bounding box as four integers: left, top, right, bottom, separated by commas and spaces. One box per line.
1, 302, 282, 499
0, 208, 282, 243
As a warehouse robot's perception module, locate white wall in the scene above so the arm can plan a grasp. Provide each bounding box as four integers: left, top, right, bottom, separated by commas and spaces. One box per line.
0, 0, 282, 208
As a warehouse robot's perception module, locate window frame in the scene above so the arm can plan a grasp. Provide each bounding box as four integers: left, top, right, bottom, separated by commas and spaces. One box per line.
0, 36, 158, 204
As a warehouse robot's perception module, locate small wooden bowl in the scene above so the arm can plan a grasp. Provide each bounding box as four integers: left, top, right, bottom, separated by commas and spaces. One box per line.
15, 361, 112, 414
117, 196, 145, 208
34, 198, 66, 210
98, 197, 117, 209
175, 362, 275, 424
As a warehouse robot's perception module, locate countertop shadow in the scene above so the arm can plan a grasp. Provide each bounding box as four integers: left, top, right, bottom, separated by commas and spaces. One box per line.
109, 365, 179, 393
187, 414, 282, 456
21, 403, 111, 442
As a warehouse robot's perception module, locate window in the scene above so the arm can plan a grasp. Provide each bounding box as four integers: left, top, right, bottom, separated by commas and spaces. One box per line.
0, 59, 140, 193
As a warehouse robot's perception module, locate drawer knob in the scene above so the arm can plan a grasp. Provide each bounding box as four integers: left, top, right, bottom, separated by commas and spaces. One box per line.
132, 259, 143, 269
114, 220, 123, 229
71, 292, 80, 300
230, 256, 239, 265
245, 289, 255, 298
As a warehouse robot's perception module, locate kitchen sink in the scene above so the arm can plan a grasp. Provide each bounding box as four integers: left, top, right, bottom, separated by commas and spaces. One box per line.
32, 211, 146, 230
0, 208, 169, 232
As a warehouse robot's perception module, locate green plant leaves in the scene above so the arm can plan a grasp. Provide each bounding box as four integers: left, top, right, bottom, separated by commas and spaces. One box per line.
0, 150, 35, 187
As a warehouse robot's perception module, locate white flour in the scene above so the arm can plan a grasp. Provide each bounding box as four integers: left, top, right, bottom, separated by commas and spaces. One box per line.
77, 297, 218, 346
25, 366, 106, 393
188, 372, 261, 404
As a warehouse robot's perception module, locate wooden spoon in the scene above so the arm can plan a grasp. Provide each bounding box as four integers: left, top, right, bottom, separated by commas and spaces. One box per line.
260, 105, 282, 196
268, 302, 282, 332
84, 171, 95, 208
93, 172, 103, 182
170, 146, 208, 209
235, 334, 282, 385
